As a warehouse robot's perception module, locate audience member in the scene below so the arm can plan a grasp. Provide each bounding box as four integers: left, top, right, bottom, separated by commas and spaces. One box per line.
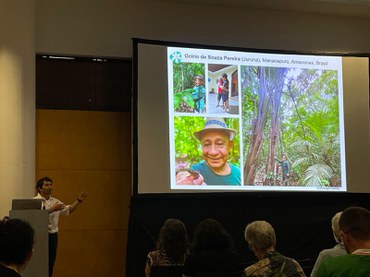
243, 220, 306, 277
314, 206, 370, 277
145, 219, 189, 277
0, 218, 35, 277
183, 218, 243, 277
310, 211, 346, 277
34, 176, 87, 277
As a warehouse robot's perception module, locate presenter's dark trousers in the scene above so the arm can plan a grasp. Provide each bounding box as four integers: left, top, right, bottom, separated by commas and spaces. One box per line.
48, 232, 58, 277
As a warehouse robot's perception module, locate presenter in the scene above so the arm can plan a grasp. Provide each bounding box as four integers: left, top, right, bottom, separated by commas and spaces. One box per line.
34, 177, 87, 277
190, 117, 241, 186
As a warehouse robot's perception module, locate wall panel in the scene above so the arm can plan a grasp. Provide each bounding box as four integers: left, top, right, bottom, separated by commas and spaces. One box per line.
36, 109, 131, 277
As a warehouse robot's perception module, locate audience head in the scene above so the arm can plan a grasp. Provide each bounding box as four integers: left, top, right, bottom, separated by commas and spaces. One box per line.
339, 206, 370, 253
331, 211, 342, 243
244, 220, 276, 259
156, 218, 188, 262
0, 218, 35, 273
191, 218, 233, 251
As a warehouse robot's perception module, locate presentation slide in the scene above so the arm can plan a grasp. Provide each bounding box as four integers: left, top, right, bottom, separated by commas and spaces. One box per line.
133, 39, 370, 194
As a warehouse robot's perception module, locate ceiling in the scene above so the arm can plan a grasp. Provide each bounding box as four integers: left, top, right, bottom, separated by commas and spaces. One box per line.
208, 64, 229, 73
163, 0, 370, 18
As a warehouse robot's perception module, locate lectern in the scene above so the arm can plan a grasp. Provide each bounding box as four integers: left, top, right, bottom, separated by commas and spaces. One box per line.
10, 199, 49, 277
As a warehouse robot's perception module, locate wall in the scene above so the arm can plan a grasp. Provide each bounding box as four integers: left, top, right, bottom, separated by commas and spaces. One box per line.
36, 110, 131, 277
33, 1, 370, 276
35, 0, 370, 57
0, 1, 35, 216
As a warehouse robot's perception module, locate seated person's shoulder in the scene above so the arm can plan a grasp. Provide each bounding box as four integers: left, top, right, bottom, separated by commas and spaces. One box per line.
244, 258, 271, 276
147, 250, 172, 267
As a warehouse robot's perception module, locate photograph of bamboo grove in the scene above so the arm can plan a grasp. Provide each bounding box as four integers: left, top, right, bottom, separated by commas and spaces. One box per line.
172, 62, 343, 188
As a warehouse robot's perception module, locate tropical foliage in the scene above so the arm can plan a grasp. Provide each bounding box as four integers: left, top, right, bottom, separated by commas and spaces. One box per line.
172, 62, 205, 112
241, 66, 342, 187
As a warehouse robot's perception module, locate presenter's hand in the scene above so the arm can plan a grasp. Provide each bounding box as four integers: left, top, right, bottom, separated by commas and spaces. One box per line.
50, 203, 66, 213
77, 191, 87, 202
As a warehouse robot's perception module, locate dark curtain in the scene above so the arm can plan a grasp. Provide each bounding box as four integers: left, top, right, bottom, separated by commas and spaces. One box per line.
126, 191, 370, 277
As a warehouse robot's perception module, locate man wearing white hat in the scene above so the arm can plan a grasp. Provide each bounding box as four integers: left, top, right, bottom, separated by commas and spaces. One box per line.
190, 117, 241, 185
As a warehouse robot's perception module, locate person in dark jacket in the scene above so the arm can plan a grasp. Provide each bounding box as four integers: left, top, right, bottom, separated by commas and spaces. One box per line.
183, 218, 243, 276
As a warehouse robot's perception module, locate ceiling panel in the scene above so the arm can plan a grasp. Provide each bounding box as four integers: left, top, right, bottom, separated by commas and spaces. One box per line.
152, 0, 370, 17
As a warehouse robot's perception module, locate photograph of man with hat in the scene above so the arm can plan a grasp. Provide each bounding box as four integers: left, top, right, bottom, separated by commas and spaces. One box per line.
192, 74, 206, 113
190, 117, 241, 185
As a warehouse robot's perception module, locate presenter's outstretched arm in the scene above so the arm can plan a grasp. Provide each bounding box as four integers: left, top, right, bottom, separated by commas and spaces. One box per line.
69, 191, 87, 214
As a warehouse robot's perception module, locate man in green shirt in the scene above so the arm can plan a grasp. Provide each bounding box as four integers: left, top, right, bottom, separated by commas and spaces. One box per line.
314, 206, 370, 277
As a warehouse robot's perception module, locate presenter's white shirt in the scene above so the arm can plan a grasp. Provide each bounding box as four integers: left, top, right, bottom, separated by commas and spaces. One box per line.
34, 193, 70, 233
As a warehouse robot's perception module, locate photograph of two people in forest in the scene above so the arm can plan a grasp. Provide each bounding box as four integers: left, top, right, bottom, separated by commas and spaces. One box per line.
172, 62, 344, 189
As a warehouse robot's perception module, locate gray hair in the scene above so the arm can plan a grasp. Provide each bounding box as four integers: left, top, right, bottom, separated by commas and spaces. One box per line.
244, 220, 276, 251
331, 211, 342, 242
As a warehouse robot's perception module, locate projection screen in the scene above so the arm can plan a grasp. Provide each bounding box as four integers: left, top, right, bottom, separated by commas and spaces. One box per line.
132, 39, 370, 194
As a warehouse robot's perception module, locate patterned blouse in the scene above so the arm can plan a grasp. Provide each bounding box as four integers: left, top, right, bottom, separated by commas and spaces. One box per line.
147, 250, 188, 267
